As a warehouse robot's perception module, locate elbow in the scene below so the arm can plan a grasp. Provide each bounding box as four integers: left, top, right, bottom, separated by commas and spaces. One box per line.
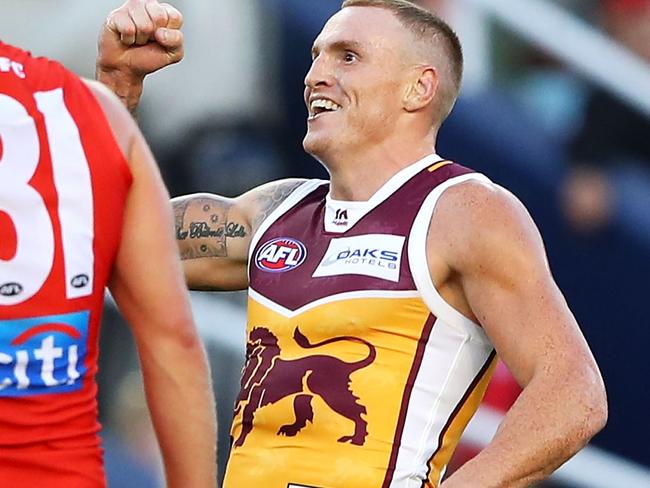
137, 317, 210, 375
167, 318, 205, 351
137, 312, 204, 352
579, 365, 608, 442
586, 386, 608, 439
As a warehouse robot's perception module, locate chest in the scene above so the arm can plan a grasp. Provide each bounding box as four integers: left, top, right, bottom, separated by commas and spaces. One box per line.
249, 196, 421, 312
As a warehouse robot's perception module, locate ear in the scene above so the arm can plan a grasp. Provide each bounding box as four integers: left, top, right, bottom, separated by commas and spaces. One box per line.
403, 66, 438, 113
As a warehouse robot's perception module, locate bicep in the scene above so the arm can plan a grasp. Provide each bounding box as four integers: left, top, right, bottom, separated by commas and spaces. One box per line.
434, 183, 597, 387
462, 242, 584, 387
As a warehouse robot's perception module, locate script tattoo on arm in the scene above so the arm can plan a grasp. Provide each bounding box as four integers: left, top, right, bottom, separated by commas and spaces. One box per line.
251, 180, 306, 230
173, 197, 248, 260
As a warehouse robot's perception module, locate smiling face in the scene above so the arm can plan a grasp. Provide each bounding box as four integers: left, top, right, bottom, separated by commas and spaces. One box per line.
303, 7, 416, 165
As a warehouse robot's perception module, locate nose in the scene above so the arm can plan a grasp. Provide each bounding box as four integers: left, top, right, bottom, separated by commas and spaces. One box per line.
304, 54, 334, 90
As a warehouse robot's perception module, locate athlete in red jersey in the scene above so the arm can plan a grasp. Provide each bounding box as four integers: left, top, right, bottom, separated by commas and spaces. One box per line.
0, 40, 216, 488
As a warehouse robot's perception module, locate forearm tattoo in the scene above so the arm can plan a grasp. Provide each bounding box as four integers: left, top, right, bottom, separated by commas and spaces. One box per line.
173, 198, 247, 260
252, 180, 305, 230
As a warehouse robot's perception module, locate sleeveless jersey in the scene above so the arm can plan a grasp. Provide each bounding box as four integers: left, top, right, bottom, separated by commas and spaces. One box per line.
225, 154, 497, 488
0, 42, 132, 487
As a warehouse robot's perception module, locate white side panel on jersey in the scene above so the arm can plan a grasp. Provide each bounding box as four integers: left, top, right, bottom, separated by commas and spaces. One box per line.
0, 94, 55, 305
35, 89, 94, 299
388, 318, 494, 487
386, 173, 496, 487
247, 179, 328, 264
408, 173, 493, 338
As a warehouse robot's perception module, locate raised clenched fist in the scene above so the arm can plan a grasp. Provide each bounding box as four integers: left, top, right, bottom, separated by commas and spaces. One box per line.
96, 0, 184, 111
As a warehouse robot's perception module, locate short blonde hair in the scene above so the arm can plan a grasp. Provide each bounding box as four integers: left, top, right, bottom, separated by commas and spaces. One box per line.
341, 0, 463, 123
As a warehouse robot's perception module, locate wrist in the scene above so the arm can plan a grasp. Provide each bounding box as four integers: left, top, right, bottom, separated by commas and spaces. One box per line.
95, 67, 144, 115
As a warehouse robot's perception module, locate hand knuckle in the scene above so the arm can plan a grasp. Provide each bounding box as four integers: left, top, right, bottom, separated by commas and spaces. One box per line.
123, 24, 136, 36
140, 21, 155, 34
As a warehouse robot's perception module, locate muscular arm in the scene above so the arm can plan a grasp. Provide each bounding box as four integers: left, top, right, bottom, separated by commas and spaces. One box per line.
86, 80, 217, 488
173, 179, 306, 291
430, 181, 607, 488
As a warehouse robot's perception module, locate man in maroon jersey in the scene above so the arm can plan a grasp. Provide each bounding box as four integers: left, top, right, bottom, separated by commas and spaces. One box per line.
0, 34, 216, 488
97, 1, 607, 487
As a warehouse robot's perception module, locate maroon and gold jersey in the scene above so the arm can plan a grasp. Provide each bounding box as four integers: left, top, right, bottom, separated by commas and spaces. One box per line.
0, 42, 131, 487
225, 155, 497, 487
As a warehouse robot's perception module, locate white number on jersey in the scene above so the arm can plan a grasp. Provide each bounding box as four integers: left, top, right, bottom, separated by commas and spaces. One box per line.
0, 89, 94, 305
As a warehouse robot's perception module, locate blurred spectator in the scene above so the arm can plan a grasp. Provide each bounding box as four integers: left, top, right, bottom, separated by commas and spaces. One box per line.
562, 0, 650, 232
102, 429, 160, 488
161, 121, 286, 197
102, 372, 163, 488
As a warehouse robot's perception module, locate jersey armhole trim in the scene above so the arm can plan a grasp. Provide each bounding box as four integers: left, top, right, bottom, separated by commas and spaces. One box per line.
408, 173, 492, 344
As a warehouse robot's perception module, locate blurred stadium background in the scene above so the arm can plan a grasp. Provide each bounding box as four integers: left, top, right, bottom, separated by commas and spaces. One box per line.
2, 0, 649, 486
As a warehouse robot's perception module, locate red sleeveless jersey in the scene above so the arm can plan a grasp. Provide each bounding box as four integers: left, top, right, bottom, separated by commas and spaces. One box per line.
0, 42, 132, 487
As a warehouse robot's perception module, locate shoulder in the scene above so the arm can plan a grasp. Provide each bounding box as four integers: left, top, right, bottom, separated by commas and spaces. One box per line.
81, 78, 135, 156
245, 178, 313, 197
238, 178, 315, 230
81, 78, 123, 110
429, 179, 546, 273
434, 178, 527, 228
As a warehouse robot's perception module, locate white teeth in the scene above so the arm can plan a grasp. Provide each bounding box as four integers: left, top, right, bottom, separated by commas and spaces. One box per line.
310, 98, 342, 113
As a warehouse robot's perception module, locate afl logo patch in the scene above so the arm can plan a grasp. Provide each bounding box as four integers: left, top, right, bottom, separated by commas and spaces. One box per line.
0, 282, 23, 297
71, 274, 90, 289
255, 237, 307, 273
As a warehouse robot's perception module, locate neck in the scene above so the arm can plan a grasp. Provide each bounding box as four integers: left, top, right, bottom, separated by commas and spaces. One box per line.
324, 132, 437, 201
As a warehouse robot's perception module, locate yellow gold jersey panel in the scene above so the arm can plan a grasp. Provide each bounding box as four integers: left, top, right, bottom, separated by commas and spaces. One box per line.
226, 293, 431, 487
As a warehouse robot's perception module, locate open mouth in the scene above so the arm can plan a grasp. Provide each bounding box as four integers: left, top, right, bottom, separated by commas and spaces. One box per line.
309, 98, 342, 118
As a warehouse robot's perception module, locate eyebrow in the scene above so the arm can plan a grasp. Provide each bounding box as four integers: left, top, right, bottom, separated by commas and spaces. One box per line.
311, 39, 366, 58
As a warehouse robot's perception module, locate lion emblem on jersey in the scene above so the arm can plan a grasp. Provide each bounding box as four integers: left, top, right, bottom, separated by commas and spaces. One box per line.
232, 326, 376, 448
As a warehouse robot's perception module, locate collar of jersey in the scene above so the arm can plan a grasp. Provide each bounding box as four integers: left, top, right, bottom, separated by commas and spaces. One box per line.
324, 153, 442, 234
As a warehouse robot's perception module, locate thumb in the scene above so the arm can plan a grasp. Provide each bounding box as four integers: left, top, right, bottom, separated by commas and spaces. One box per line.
154, 28, 184, 61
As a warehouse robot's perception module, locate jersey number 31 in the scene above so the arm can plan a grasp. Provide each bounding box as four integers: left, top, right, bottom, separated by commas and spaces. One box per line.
0, 89, 94, 306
